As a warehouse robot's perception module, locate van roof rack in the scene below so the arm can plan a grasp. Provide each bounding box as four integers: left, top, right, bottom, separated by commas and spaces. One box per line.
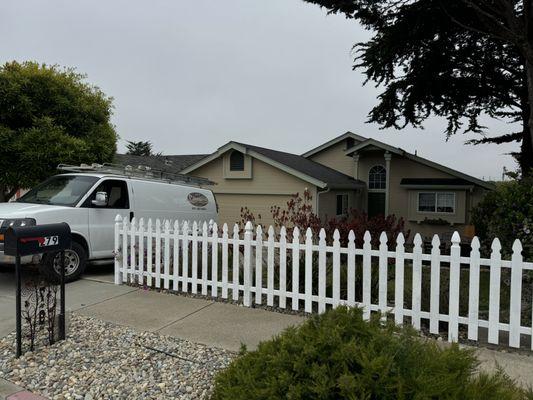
57, 163, 215, 186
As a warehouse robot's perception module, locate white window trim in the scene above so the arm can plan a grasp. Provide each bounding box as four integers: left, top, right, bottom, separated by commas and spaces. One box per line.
416, 191, 456, 214
368, 164, 387, 192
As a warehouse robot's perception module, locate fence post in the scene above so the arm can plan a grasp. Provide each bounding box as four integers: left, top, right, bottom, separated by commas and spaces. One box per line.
362, 231, 371, 320
172, 220, 180, 291
378, 231, 388, 320
211, 222, 219, 297
182, 221, 189, 293
448, 231, 461, 342
467, 236, 480, 341
243, 221, 253, 307
147, 218, 153, 287
122, 217, 129, 283
267, 226, 275, 306
222, 224, 229, 299
318, 229, 327, 314
509, 239, 523, 348
347, 230, 356, 308
202, 221, 209, 296
164, 220, 171, 289
130, 217, 137, 282
279, 226, 287, 309
155, 219, 161, 288
292, 227, 300, 311
332, 229, 341, 308
138, 218, 145, 285
394, 233, 405, 325
232, 224, 240, 301
191, 221, 199, 294
411, 233, 423, 329
304, 228, 313, 313
114, 214, 123, 285
255, 225, 263, 304
429, 234, 441, 334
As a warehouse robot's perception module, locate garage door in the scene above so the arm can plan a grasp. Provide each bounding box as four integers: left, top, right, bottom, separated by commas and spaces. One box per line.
214, 194, 293, 227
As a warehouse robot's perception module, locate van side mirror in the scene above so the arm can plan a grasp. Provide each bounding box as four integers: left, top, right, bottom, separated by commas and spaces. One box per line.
91, 192, 108, 207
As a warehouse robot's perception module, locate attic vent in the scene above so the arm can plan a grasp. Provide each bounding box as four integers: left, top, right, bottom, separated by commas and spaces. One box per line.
230, 151, 245, 171
346, 138, 355, 149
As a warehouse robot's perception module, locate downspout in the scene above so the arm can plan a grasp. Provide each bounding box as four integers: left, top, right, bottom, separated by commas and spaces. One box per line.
316, 186, 330, 222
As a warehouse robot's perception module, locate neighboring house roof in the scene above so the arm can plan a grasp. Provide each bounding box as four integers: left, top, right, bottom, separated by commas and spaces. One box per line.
344, 138, 494, 190
181, 141, 365, 190
114, 153, 208, 174
301, 131, 367, 158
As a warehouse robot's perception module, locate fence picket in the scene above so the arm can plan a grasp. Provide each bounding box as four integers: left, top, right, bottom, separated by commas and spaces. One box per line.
181, 221, 189, 293
304, 228, 313, 313
318, 229, 327, 314
412, 234, 423, 330
122, 217, 129, 283
147, 219, 153, 287
394, 233, 405, 325
155, 219, 161, 288
332, 229, 341, 308
232, 224, 240, 301
292, 227, 300, 311
114, 215, 122, 285
211, 222, 219, 297
255, 226, 263, 304
488, 238, 502, 344
202, 222, 209, 296
378, 232, 388, 320
191, 222, 198, 294
448, 232, 461, 342
429, 235, 440, 334
163, 220, 171, 289
267, 226, 275, 307
222, 224, 229, 299
362, 231, 371, 320
130, 217, 137, 282
467, 237, 480, 341
243, 222, 253, 307
279, 227, 287, 309
172, 220, 180, 291
347, 230, 356, 307
509, 239, 523, 348
138, 218, 145, 285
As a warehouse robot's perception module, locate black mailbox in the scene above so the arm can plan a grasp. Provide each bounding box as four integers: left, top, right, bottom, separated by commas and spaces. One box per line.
4, 223, 71, 257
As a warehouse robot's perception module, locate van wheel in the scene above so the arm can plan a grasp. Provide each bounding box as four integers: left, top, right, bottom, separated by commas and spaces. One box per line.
40, 241, 87, 283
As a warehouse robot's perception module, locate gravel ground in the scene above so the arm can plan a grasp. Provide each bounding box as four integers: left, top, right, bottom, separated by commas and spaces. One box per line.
0, 314, 236, 400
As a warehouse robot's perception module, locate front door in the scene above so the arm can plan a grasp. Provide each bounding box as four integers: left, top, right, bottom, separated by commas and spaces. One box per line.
83, 179, 130, 259
368, 192, 385, 218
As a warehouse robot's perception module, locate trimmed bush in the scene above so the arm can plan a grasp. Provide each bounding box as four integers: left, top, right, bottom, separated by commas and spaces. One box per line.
212, 307, 531, 400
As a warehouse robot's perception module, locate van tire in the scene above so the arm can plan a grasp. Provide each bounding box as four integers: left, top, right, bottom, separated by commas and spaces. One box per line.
40, 241, 88, 283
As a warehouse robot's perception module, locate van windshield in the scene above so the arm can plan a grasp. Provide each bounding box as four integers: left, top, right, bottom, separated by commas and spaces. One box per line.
18, 175, 99, 207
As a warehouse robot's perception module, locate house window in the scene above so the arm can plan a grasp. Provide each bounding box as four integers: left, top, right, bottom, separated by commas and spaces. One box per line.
336, 194, 349, 216
417, 192, 455, 213
368, 165, 386, 190
229, 151, 244, 171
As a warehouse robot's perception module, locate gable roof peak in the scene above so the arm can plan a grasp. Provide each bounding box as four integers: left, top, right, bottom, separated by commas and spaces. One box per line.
302, 131, 367, 158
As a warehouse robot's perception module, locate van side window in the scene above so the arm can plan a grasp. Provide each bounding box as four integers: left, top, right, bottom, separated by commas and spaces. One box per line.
83, 180, 130, 209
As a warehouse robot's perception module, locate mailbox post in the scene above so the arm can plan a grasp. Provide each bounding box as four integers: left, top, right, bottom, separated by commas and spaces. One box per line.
4, 223, 72, 357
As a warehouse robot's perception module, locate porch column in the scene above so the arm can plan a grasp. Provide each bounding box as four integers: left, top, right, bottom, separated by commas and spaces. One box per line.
352, 153, 360, 179
384, 151, 391, 215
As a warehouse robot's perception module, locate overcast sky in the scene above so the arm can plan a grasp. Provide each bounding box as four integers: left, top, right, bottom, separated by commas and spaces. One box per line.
1, 0, 519, 180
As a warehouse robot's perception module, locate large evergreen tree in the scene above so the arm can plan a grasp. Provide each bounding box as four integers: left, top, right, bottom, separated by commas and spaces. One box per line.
302, 0, 533, 175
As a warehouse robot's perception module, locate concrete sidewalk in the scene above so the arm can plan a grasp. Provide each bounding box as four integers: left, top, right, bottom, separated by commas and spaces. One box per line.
0, 377, 47, 400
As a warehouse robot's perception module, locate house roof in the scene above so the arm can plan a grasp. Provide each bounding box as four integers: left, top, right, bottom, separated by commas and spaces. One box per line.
181, 141, 365, 190
301, 131, 367, 158
344, 138, 494, 190
114, 153, 207, 175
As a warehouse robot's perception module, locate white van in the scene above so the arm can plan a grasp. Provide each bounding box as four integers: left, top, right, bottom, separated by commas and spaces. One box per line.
0, 165, 217, 281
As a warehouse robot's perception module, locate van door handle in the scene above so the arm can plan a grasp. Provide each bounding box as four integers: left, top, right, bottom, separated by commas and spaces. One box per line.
130, 211, 134, 221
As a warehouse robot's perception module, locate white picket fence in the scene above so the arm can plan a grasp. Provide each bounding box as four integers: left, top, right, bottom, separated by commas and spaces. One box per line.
114, 215, 533, 350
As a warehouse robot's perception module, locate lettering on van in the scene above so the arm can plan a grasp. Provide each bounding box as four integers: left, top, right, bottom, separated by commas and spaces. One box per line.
187, 192, 209, 209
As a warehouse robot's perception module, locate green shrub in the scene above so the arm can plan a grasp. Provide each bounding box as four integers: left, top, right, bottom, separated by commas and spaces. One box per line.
471, 178, 533, 260
212, 307, 531, 400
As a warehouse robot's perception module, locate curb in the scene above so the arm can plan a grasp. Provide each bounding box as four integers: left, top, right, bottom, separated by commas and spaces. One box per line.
0, 378, 47, 400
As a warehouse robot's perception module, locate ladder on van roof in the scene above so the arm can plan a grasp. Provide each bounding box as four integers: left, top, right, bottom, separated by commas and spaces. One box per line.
57, 163, 215, 187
